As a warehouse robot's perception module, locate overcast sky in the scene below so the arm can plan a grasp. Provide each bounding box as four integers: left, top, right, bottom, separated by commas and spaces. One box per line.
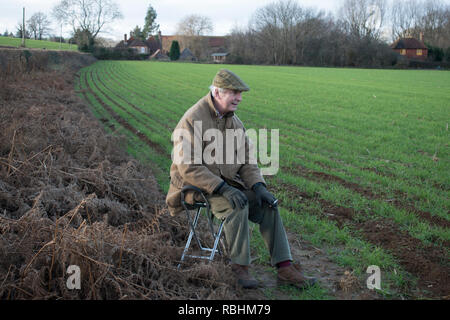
1, 0, 340, 40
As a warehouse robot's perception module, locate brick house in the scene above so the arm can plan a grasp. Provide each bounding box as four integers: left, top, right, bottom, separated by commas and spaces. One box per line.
391, 34, 428, 60
115, 33, 161, 55
160, 32, 227, 59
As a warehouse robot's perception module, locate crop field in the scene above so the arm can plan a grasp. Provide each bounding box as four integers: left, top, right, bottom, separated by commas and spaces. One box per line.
76, 60, 449, 299
0, 36, 77, 51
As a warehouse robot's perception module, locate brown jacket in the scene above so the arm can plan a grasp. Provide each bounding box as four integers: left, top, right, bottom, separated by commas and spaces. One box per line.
166, 93, 265, 216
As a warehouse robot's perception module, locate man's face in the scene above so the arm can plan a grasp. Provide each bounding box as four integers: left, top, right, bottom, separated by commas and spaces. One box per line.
215, 89, 243, 114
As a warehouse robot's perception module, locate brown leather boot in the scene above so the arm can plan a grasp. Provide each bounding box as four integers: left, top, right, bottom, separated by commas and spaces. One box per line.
277, 263, 317, 290
231, 264, 259, 289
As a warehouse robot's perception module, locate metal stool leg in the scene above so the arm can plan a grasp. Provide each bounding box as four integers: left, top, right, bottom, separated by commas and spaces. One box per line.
177, 186, 226, 269
208, 219, 225, 261
178, 207, 202, 269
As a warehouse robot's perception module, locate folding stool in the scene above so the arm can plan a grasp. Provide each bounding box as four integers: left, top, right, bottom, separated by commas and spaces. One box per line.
177, 185, 225, 269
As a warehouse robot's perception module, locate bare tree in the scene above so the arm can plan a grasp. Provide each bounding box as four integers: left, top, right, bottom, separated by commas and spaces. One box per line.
176, 14, 213, 36
390, 0, 425, 40
295, 12, 337, 65
420, 0, 450, 47
52, 0, 123, 39
249, 0, 308, 64
15, 22, 31, 39
27, 12, 52, 40
176, 14, 214, 60
338, 0, 387, 40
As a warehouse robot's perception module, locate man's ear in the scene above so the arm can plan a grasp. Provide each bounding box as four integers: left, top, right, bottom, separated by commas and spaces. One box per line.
214, 88, 221, 100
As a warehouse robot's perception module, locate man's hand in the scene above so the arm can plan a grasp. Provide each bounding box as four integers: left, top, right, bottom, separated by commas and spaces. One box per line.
216, 182, 248, 210
252, 183, 277, 208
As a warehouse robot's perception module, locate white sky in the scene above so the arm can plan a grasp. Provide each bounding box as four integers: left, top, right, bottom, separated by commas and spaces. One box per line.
0, 0, 340, 41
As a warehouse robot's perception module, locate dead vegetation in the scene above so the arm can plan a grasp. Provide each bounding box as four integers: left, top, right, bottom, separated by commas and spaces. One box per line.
0, 49, 238, 299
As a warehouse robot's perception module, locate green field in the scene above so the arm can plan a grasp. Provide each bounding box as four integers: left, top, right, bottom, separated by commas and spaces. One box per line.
0, 36, 77, 51
76, 61, 450, 299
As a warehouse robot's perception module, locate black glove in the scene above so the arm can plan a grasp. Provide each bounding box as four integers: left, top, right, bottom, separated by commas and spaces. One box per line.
252, 182, 277, 208
215, 182, 248, 210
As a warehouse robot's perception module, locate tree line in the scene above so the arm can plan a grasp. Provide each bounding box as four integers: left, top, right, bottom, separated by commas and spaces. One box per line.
227, 0, 450, 67
5, 0, 449, 67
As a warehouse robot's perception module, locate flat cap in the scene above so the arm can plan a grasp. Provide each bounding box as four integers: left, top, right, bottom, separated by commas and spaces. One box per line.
212, 69, 250, 92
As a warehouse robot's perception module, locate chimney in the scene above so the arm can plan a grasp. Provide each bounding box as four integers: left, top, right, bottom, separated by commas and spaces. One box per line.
124, 33, 127, 42
419, 32, 423, 42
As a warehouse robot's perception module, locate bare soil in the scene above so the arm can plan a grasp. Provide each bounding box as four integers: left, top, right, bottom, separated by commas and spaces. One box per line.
239, 232, 381, 300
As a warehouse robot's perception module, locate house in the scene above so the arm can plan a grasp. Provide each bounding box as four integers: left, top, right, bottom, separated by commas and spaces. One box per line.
160, 33, 227, 56
160, 34, 182, 53
115, 33, 161, 55
391, 33, 428, 60
211, 52, 229, 63
146, 36, 162, 54
128, 38, 150, 54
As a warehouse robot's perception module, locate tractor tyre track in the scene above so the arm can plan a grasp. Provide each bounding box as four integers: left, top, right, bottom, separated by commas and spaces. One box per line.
101, 65, 178, 130
283, 165, 450, 229
78, 88, 116, 132
94, 67, 171, 130
90, 69, 161, 132
82, 71, 168, 157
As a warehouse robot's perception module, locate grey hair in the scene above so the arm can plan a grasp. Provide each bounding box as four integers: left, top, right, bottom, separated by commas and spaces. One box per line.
209, 85, 227, 97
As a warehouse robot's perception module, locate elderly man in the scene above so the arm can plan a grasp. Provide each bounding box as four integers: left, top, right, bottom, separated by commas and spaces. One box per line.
166, 69, 316, 290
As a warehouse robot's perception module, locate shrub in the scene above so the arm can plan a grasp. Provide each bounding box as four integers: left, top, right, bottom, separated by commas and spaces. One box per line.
426, 43, 444, 62
169, 41, 180, 61
92, 47, 150, 60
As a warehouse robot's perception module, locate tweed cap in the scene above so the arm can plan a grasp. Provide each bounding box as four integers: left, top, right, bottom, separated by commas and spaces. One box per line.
212, 69, 250, 92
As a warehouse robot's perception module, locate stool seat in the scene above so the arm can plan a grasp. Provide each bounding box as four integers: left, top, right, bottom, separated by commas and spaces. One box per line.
177, 185, 225, 269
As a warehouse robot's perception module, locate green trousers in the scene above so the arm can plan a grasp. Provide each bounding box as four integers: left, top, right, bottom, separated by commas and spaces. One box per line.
207, 189, 292, 266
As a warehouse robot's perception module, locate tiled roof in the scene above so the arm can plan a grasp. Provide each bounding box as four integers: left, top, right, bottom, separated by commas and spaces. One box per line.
391, 38, 427, 49
128, 39, 147, 47
208, 37, 226, 47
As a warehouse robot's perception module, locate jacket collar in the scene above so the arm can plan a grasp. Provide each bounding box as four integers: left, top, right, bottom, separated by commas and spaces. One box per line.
206, 92, 235, 119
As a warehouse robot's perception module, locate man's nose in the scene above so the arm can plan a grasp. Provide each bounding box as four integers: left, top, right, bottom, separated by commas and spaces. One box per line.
235, 92, 242, 102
